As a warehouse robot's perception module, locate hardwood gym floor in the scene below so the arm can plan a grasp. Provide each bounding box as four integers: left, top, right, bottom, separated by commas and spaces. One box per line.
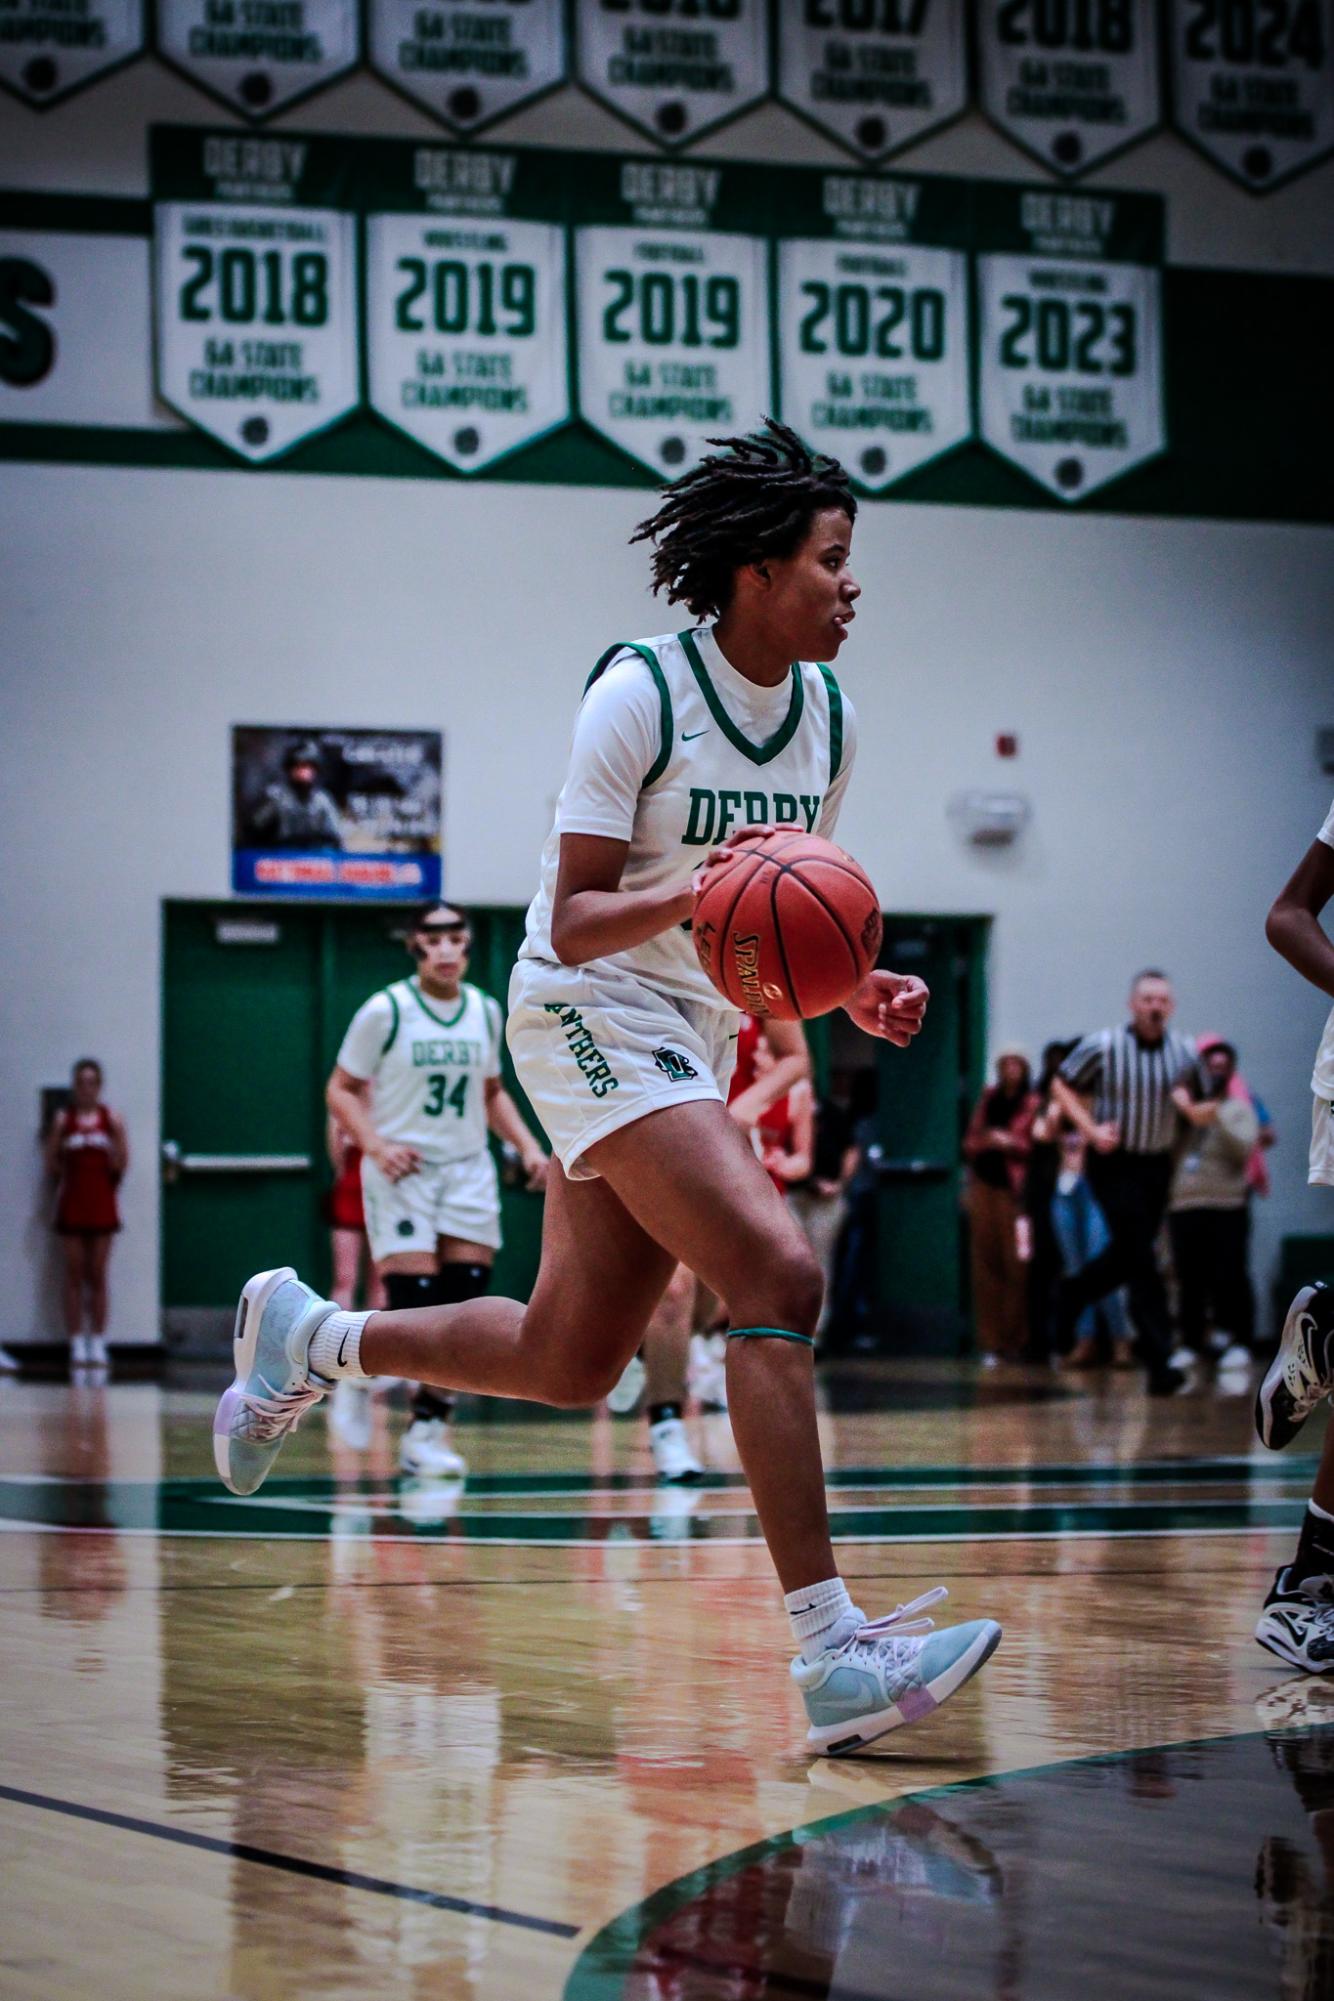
1, 1360, 1329, 2000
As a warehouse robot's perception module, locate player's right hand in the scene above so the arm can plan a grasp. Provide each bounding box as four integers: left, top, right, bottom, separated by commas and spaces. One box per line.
374, 1141, 421, 1182
1090, 1122, 1120, 1155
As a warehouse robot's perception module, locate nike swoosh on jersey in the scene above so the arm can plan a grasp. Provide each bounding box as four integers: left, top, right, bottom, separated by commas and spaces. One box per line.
681, 729, 709, 741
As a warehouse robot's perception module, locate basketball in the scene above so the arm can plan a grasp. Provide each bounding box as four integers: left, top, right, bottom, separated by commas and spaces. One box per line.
691, 828, 883, 1020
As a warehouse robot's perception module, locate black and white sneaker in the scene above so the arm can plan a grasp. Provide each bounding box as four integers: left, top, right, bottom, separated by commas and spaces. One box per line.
1255, 1566, 1334, 1674
1256, 1283, 1334, 1450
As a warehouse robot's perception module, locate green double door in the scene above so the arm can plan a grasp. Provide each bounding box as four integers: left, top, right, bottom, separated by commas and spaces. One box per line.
160, 902, 541, 1339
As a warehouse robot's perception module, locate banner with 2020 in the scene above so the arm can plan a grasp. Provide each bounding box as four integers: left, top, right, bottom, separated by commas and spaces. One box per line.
138, 125, 1167, 502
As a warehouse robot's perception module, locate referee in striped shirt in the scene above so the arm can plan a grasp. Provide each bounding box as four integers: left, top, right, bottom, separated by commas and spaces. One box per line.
1051, 969, 1209, 1395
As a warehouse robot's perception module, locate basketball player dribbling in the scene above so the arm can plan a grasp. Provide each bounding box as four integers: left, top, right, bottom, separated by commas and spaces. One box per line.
212, 422, 1002, 1754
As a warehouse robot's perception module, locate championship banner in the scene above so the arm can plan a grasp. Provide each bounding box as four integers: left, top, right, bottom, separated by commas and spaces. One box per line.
152, 129, 359, 464
0, 0, 143, 107
775, 0, 968, 163
232, 725, 442, 900
575, 0, 769, 146
776, 171, 972, 493
1, 207, 176, 430
1169, 0, 1334, 190
976, 185, 1164, 500
369, 0, 566, 133
363, 140, 570, 472
978, 0, 1160, 175
573, 158, 772, 479
155, 0, 358, 121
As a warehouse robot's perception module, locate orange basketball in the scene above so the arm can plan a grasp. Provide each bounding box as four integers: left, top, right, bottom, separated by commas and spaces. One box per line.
691, 829, 882, 1021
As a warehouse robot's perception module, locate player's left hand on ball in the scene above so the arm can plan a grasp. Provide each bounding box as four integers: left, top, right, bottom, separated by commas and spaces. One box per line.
846, 970, 929, 1046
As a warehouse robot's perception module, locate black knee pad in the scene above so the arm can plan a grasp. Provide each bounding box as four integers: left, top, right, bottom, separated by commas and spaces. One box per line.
428, 1263, 491, 1307
383, 1272, 436, 1314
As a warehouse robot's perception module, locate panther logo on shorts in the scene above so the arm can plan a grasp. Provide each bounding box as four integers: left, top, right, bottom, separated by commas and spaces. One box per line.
653, 1047, 699, 1083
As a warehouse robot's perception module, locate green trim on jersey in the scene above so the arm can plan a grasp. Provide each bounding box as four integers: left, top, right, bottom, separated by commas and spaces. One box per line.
816, 663, 844, 784
584, 642, 674, 789
409, 977, 469, 1031
379, 987, 401, 1056
679, 630, 804, 767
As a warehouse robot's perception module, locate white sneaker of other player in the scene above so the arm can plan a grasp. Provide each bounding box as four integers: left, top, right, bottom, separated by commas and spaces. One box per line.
1217, 1342, 1252, 1371
606, 1351, 646, 1415
793, 1587, 1002, 1757
399, 1416, 466, 1478
1257, 1283, 1334, 1450
330, 1380, 373, 1452
1167, 1345, 1197, 1374
1255, 1567, 1334, 1674
688, 1331, 728, 1411
649, 1413, 703, 1484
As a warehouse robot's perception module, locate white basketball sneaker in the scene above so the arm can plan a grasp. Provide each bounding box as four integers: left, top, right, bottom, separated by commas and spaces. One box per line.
212, 1267, 335, 1496
688, 1331, 729, 1411
606, 1352, 646, 1415
649, 1413, 703, 1484
793, 1588, 1002, 1757
330, 1380, 373, 1452
399, 1416, 466, 1477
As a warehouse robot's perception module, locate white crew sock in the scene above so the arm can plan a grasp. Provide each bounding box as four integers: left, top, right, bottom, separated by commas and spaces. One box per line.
785, 1577, 863, 1663
307, 1310, 371, 1381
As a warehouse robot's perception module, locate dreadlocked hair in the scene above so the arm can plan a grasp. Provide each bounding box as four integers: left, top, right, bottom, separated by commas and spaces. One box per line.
630, 418, 857, 620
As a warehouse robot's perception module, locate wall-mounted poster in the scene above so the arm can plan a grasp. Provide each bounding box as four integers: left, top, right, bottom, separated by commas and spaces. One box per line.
978, 0, 1161, 175
576, 0, 769, 146
155, 0, 359, 121
369, 0, 566, 133
776, 0, 968, 163
152, 129, 360, 463
574, 157, 772, 479
232, 727, 443, 899
976, 184, 1165, 500
364, 139, 570, 472
1169, 0, 1334, 191
776, 170, 973, 493
0, 0, 143, 107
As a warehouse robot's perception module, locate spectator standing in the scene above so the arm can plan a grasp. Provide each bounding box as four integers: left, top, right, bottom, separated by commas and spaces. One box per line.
1023, 1041, 1078, 1363
1167, 1040, 1259, 1372
1051, 970, 1208, 1396
45, 1058, 128, 1371
963, 1051, 1040, 1365
1050, 1127, 1135, 1369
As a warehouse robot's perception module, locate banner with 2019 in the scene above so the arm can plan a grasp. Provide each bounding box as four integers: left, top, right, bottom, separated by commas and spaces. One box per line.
137, 123, 1165, 503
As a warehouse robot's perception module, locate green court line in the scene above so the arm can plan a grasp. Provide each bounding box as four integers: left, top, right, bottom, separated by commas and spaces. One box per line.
0, 1479, 1308, 1544
561, 1725, 1334, 2001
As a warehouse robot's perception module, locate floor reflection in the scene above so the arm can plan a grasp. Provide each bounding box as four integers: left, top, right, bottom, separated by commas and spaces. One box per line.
591, 1726, 1334, 2001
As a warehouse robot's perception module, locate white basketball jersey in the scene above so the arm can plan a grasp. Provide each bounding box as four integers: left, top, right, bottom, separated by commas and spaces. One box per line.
336, 977, 502, 1163
521, 622, 853, 1010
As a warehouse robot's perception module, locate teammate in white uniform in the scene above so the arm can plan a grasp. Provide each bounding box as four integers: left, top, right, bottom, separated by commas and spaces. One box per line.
214, 421, 1002, 1755
1253, 801, 1334, 1673
325, 901, 548, 1476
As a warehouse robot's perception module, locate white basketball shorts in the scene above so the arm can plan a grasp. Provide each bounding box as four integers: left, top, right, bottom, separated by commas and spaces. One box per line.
1312, 1095, 1334, 1189
360, 1148, 502, 1261
507, 957, 739, 1181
